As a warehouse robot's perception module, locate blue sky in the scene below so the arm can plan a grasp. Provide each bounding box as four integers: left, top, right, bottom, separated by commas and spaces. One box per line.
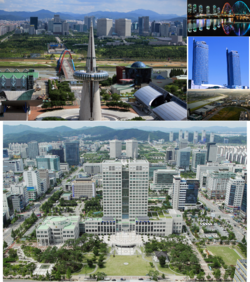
188, 37, 249, 86
0, 0, 186, 15
3, 121, 247, 129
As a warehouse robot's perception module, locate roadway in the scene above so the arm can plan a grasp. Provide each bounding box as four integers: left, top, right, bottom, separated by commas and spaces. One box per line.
199, 192, 245, 242
55, 37, 62, 43
1, 33, 13, 43
62, 59, 75, 80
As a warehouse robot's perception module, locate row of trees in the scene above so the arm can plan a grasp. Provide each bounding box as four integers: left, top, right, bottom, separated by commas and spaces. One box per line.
40, 190, 63, 214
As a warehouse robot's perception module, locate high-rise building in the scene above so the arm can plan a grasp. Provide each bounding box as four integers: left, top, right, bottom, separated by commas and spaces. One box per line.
83, 163, 102, 175
192, 39, 209, 85
115, 18, 131, 36
102, 160, 149, 223
226, 48, 242, 88
72, 178, 96, 199
29, 25, 35, 35
97, 18, 113, 36
3, 191, 13, 220
210, 133, 215, 142
193, 131, 198, 143
183, 19, 187, 37
138, 16, 149, 35
233, 259, 247, 282
64, 141, 80, 166
109, 140, 122, 158
179, 130, 183, 141
240, 183, 247, 218
11, 183, 29, 205
39, 169, 50, 191
11, 194, 25, 212
184, 131, 189, 140
150, 169, 179, 191
172, 176, 199, 210
225, 177, 245, 212
28, 141, 39, 159
160, 23, 170, 37
36, 155, 60, 171
51, 148, 64, 163
23, 168, 42, 197
207, 142, 217, 162
3, 159, 23, 172
176, 148, 191, 170
192, 149, 207, 171
179, 140, 189, 149
202, 130, 206, 141
126, 140, 138, 158
84, 16, 95, 29
30, 17, 38, 30
169, 132, 174, 142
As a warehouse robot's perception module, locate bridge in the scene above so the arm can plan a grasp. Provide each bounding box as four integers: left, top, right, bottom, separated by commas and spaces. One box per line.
57, 49, 76, 80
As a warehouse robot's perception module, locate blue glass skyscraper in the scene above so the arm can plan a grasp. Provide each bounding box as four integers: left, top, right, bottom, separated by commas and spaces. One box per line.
192, 39, 209, 85
226, 49, 242, 88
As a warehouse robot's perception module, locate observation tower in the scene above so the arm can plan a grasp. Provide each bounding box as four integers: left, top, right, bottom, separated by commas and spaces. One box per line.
73, 21, 108, 120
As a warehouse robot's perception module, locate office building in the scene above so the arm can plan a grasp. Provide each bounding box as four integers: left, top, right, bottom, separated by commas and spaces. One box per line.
193, 131, 198, 143
138, 16, 149, 35
23, 168, 42, 197
179, 130, 183, 141
29, 25, 35, 35
210, 133, 215, 142
36, 155, 60, 171
179, 140, 188, 150
36, 216, 80, 246
184, 131, 189, 140
225, 177, 245, 212
176, 148, 191, 171
201, 130, 206, 141
11, 183, 29, 205
3, 159, 23, 172
160, 23, 170, 37
183, 19, 187, 37
109, 140, 122, 158
192, 149, 207, 172
97, 18, 113, 36
240, 183, 247, 218
126, 140, 138, 158
30, 17, 38, 30
11, 194, 25, 212
115, 18, 131, 36
192, 39, 209, 85
169, 132, 174, 142
39, 169, 50, 191
3, 191, 13, 219
51, 148, 64, 163
172, 176, 199, 210
71, 178, 96, 199
83, 163, 102, 175
84, 16, 95, 29
206, 171, 236, 199
64, 141, 79, 166
226, 49, 242, 88
233, 259, 247, 282
28, 141, 39, 159
207, 142, 217, 162
150, 169, 179, 191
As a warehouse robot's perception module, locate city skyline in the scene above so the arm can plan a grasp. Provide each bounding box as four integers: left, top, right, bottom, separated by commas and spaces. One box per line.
188, 37, 249, 86
0, 1, 187, 15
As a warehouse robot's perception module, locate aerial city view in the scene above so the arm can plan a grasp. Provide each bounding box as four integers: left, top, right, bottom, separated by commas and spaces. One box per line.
0, 1, 187, 121
2, 121, 247, 281
187, 0, 250, 36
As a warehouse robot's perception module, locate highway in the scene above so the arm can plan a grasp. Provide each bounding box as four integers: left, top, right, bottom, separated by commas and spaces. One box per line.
199, 192, 245, 242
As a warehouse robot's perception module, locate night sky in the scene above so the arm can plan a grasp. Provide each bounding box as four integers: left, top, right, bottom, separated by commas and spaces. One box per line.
188, 1, 240, 8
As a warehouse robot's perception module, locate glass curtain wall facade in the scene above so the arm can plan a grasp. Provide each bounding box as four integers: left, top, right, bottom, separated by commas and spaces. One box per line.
226, 49, 242, 88
192, 39, 209, 85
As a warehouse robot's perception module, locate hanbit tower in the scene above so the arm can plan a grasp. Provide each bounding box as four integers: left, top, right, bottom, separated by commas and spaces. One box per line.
74, 21, 108, 120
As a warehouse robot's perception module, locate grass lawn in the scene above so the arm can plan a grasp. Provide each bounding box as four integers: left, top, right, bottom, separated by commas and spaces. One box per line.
206, 246, 241, 265
157, 264, 182, 276
100, 255, 152, 276
209, 107, 243, 120
233, 245, 246, 259
72, 265, 96, 275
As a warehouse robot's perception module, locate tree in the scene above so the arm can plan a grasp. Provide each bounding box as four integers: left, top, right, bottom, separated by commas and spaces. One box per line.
93, 247, 99, 256
148, 270, 159, 281
159, 255, 166, 267
111, 93, 120, 102
46, 271, 50, 281
11, 229, 16, 240
66, 268, 72, 280
55, 270, 61, 281
213, 269, 221, 280
206, 275, 211, 280
242, 235, 246, 244
87, 259, 93, 268
96, 272, 107, 281
3, 241, 8, 249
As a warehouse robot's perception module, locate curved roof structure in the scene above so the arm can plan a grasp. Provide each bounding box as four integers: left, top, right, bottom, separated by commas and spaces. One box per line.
153, 102, 187, 120
131, 61, 147, 68
134, 86, 163, 107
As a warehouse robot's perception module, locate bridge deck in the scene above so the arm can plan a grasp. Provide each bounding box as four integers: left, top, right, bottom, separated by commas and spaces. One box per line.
62, 59, 75, 81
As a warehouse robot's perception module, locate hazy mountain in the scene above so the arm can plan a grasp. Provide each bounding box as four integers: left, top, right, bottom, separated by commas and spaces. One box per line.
0, 9, 186, 21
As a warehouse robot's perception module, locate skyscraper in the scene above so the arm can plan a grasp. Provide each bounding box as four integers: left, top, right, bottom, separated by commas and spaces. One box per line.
226, 49, 242, 88
97, 18, 113, 36
192, 149, 207, 171
109, 140, 122, 158
207, 142, 217, 162
64, 141, 80, 166
115, 19, 131, 36
138, 16, 149, 35
183, 19, 187, 37
192, 39, 209, 85
36, 155, 60, 171
73, 22, 108, 120
169, 132, 174, 142
84, 16, 95, 29
30, 17, 38, 30
126, 140, 138, 158
27, 141, 39, 159
176, 147, 191, 171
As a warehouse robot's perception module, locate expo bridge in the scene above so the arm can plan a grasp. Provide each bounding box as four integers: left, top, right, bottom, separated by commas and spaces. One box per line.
57, 49, 76, 80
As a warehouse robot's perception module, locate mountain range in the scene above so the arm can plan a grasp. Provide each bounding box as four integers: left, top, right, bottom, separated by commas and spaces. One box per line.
3, 124, 247, 147
0, 9, 186, 21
